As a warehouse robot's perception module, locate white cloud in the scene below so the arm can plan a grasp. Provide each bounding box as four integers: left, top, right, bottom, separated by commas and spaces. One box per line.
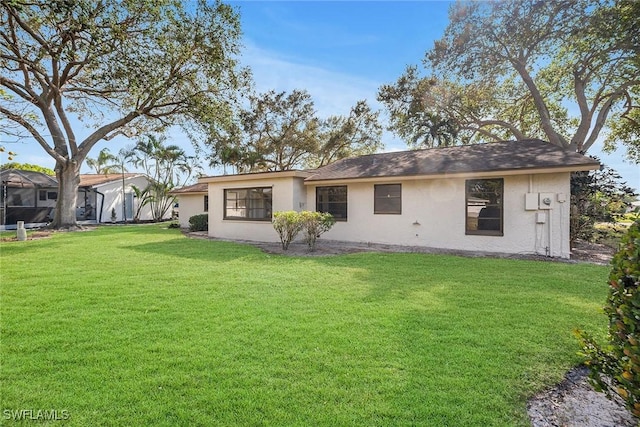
242, 41, 381, 118
241, 41, 412, 153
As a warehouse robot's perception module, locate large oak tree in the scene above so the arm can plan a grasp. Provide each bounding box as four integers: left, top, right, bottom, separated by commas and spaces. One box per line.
0, 0, 246, 228
378, 0, 640, 160
207, 89, 382, 173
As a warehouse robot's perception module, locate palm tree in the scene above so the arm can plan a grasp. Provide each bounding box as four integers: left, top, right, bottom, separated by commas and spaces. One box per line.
128, 134, 196, 221
85, 148, 121, 174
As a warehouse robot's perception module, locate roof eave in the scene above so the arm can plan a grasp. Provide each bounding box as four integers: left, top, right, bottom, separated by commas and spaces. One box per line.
199, 170, 311, 184
169, 190, 208, 195
303, 163, 600, 185
80, 174, 146, 188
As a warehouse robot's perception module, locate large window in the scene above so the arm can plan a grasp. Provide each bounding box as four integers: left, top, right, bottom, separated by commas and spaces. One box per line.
316, 186, 347, 221
465, 178, 503, 236
224, 187, 272, 221
374, 184, 401, 214
204, 195, 209, 212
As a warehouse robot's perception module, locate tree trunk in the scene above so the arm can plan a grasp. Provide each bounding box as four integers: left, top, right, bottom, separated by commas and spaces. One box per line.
51, 160, 81, 230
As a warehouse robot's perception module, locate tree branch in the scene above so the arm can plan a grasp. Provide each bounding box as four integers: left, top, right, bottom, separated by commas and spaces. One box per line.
459, 125, 504, 142
583, 90, 624, 152
77, 111, 142, 160
512, 60, 568, 147
475, 119, 527, 140
0, 105, 65, 162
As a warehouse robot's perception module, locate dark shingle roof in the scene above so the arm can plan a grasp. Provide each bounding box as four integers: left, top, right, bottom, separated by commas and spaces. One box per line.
0, 169, 58, 187
305, 139, 600, 182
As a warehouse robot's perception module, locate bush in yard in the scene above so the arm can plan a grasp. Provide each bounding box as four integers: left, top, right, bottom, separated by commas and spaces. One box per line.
299, 211, 335, 252
272, 211, 304, 250
576, 220, 640, 416
188, 214, 208, 232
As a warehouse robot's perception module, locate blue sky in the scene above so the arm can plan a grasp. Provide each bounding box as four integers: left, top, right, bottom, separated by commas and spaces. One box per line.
8, 0, 639, 192
232, 1, 451, 118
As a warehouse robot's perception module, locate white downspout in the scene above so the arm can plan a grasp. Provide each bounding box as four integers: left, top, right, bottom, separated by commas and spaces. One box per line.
548, 209, 553, 257
529, 175, 540, 255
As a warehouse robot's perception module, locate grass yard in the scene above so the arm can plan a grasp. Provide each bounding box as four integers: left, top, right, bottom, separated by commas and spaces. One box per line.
0, 224, 610, 426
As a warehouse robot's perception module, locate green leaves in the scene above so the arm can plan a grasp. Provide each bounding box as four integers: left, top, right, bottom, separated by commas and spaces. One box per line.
85, 148, 120, 174
380, 0, 640, 156
577, 220, 640, 416
206, 90, 382, 172
272, 211, 305, 250
188, 213, 208, 232
128, 134, 196, 221
298, 211, 335, 252
272, 211, 336, 251
1, 0, 245, 228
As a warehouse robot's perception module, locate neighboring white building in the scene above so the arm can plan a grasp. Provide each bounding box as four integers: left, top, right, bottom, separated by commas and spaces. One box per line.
169, 183, 208, 228
78, 174, 156, 223
1, 171, 157, 227
176, 140, 600, 258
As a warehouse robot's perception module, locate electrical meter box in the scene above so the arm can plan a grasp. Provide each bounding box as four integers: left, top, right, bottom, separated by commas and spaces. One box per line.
538, 193, 554, 210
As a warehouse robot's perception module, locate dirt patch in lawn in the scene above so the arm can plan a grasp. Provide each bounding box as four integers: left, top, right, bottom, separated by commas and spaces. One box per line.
0, 230, 55, 241
1, 225, 97, 242
241, 237, 615, 265
528, 367, 636, 427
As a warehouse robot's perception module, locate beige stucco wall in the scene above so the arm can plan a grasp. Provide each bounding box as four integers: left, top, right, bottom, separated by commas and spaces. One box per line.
176, 193, 207, 228
207, 175, 307, 242
203, 171, 572, 258
305, 172, 572, 258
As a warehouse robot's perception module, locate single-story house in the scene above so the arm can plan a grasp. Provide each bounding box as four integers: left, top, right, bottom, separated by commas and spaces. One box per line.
176, 139, 600, 258
1, 170, 156, 228
168, 183, 208, 228
77, 173, 156, 223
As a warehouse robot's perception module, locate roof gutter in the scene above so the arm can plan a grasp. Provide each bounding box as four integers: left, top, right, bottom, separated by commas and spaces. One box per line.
303, 164, 600, 186
199, 170, 311, 184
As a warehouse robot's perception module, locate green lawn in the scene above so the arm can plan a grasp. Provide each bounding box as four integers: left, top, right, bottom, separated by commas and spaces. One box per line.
0, 224, 610, 426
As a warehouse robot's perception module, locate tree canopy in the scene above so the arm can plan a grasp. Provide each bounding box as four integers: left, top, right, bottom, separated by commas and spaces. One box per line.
307, 100, 383, 169
0, 162, 55, 175
206, 90, 382, 173
0, 0, 247, 228
378, 0, 640, 161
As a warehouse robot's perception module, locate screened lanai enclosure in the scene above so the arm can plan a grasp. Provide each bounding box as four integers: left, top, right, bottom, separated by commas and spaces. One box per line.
1, 169, 99, 228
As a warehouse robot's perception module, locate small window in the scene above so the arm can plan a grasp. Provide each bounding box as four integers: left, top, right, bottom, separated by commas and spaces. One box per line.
39, 190, 47, 201
224, 187, 272, 221
465, 178, 503, 236
47, 191, 57, 200
374, 184, 401, 214
204, 195, 209, 212
316, 186, 347, 221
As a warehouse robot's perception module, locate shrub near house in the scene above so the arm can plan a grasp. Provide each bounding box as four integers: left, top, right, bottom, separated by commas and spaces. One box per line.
299, 211, 335, 251
273, 211, 304, 250
577, 220, 640, 416
189, 214, 208, 232
272, 211, 335, 251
